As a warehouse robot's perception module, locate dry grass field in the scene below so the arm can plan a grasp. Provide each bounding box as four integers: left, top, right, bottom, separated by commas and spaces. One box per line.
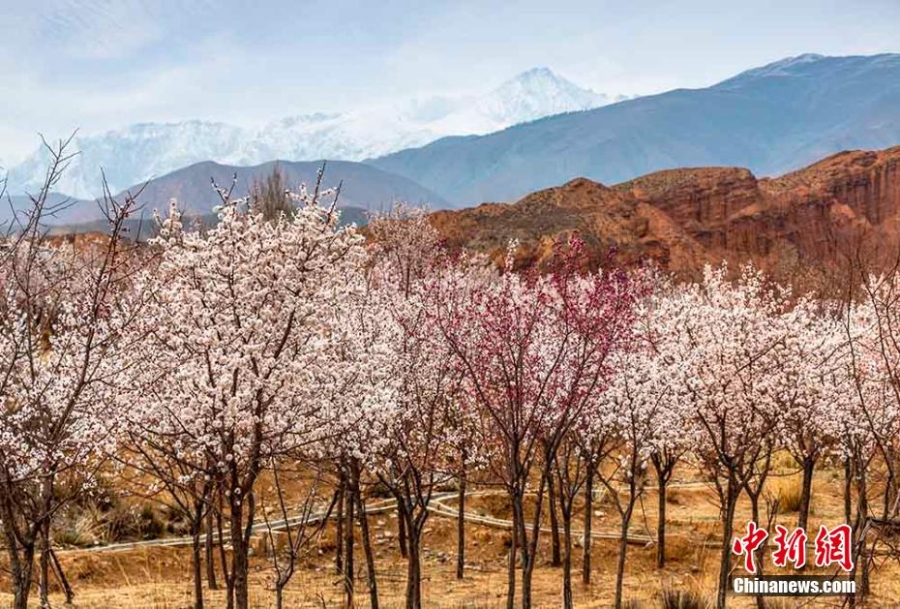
3, 463, 898, 608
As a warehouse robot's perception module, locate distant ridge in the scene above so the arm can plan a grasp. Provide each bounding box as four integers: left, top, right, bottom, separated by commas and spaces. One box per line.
109, 159, 450, 217
3, 160, 447, 227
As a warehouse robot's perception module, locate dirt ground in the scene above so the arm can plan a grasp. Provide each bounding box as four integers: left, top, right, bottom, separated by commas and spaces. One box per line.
2, 465, 898, 608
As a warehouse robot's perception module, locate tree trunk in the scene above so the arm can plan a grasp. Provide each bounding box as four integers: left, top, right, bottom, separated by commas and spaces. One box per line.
748, 492, 765, 609
582, 463, 594, 585
798, 456, 815, 534
11, 546, 34, 609
39, 519, 51, 609
547, 471, 562, 567
561, 509, 574, 609
214, 502, 234, 609
844, 458, 853, 528
853, 461, 870, 601
36, 470, 57, 609
275, 584, 284, 609
50, 548, 74, 605
355, 489, 380, 609
12, 544, 35, 609
229, 496, 249, 609
191, 523, 205, 609
344, 481, 355, 608
884, 466, 896, 520
405, 520, 423, 609
456, 472, 466, 580
614, 504, 634, 609
336, 479, 345, 575
2, 474, 34, 609
656, 474, 667, 569
715, 478, 739, 609
651, 453, 676, 570
506, 490, 520, 609
857, 535, 870, 607
522, 472, 548, 609
205, 508, 218, 590
397, 502, 409, 559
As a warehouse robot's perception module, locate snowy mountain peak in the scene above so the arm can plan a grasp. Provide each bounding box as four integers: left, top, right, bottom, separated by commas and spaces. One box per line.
506, 66, 565, 85
270, 113, 342, 128
5, 69, 629, 199
506, 66, 591, 89
481, 67, 608, 124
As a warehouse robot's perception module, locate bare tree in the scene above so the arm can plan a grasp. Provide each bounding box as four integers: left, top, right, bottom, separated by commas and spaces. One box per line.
250, 163, 296, 222
259, 463, 335, 609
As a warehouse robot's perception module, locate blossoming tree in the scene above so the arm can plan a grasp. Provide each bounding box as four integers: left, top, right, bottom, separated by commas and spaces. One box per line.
425, 238, 640, 609
0, 140, 141, 609
126, 190, 368, 609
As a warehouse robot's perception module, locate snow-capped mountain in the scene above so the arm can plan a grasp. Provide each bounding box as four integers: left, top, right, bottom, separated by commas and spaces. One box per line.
370, 53, 900, 207
5, 68, 628, 199
8, 121, 258, 200
433, 67, 624, 133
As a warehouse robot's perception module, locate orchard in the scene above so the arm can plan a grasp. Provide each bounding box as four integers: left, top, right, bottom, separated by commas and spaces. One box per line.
3, 155, 900, 609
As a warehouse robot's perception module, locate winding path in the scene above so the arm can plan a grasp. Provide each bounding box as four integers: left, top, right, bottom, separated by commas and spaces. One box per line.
56, 482, 714, 555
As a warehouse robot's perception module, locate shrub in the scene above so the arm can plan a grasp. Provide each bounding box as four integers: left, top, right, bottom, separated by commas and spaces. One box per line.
774, 476, 803, 514
666, 489, 685, 505
659, 585, 710, 609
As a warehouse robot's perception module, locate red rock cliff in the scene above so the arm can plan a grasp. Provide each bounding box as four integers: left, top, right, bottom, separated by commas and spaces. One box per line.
429, 146, 900, 278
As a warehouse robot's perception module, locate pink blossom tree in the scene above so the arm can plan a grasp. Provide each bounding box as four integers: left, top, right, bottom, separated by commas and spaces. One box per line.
425, 239, 640, 609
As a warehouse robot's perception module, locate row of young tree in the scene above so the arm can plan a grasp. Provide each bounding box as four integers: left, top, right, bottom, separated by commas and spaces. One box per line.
3, 152, 900, 609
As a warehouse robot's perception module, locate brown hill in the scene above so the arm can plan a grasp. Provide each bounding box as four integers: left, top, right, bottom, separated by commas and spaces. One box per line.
429, 146, 900, 279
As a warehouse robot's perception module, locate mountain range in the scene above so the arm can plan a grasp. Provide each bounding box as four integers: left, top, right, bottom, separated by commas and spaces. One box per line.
7, 51, 900, 238
4, 68, 623, 200
373, 53, 900, 207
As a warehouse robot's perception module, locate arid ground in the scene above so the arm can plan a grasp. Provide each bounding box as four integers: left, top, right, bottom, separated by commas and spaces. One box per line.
3, 461, 895, 608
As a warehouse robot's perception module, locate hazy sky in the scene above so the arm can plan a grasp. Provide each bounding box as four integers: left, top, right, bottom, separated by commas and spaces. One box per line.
1, 0, 899, 162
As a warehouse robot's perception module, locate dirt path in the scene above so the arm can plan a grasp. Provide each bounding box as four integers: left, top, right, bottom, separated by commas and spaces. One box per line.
57, 481, 714, 555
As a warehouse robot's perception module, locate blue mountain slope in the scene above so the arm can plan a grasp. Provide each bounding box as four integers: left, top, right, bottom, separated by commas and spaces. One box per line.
369, 54, 900, 207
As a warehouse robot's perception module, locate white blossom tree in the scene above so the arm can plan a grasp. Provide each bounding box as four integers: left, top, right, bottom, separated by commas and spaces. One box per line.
0, 139, 142, 609
366, 205, 470, 609
772, 297, 847, 534
630, 274, 694, 570
661, 265, 788, 609
123, 188, 368, 609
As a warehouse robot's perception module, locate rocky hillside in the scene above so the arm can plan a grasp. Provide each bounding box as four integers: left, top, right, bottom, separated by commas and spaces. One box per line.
429, 146, 900, 278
